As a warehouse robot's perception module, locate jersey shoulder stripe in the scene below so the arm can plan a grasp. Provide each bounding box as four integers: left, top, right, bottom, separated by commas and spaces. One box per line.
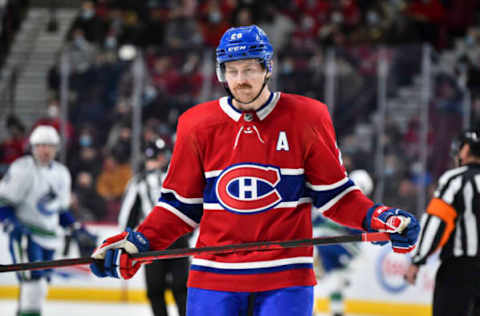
158, 191, 203, 224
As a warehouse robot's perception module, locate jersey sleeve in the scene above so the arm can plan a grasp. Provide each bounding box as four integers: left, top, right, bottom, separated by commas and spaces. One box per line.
60, 165, 72, 210
137, 113, 205, 250
0, 160, 32, 206
303, 103, 373, 230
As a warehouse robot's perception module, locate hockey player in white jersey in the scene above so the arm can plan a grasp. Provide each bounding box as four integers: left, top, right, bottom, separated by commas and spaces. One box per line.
0, 125, 95, 316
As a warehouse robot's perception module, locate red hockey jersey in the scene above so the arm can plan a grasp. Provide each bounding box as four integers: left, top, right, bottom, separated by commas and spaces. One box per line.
138, 92, 374, 292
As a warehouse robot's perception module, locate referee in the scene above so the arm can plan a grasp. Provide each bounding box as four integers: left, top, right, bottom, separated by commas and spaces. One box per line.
118, 137, 190, 316
405, 129, 480, 316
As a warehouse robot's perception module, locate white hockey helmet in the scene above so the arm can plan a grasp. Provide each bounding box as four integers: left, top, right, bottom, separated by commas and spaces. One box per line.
350, 169, 374, 196
29, 125, 60, 146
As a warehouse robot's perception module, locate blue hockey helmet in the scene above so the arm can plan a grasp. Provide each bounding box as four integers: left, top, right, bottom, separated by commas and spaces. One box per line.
216, 25, 273, 82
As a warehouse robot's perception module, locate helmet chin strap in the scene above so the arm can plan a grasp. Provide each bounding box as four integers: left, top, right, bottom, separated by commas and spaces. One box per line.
224, 73, 271, 107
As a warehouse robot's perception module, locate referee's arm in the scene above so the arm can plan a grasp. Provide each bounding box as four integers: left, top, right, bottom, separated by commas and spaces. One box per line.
412, 198, 458, 265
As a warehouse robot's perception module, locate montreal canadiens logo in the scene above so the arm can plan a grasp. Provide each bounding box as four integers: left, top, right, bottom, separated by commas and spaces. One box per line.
215, 164, 282, 214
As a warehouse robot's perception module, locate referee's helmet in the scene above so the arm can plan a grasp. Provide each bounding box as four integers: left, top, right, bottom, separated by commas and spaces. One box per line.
451, 129, 480, 157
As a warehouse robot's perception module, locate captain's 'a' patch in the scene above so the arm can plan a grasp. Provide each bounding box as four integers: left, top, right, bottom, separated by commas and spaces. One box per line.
276, 131, 289, 151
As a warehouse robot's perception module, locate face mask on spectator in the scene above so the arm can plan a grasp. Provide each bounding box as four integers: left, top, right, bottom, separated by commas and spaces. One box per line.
48, 105, 59, 118
367, 11, 379, 26
82, 8, 95, 20
74, 35, 87, 48
80, 135, 93, 147
105, 36, 117, 49
209, 11, 222, 23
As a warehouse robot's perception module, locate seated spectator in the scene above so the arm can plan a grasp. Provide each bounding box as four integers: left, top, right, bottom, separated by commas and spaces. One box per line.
0, 115, 26, 165
67, 28, 97, 74
71, 171, 107, 221
31, 98, 75, 148
198, 0, 232, 47
105, 119, 132, 159
96, 154, 132, 222
69, 124, 103, 179
70, 0, 108, 45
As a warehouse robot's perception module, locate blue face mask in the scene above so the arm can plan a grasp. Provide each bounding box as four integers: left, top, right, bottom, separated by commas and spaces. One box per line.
79, 135, 92, 147
82, 9, 95, 20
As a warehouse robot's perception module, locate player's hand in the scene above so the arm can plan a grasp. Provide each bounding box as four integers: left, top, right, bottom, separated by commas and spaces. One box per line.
89, 228, 150, 279
3, 217, 30, 241
364, 205, 420, 253
404, 263, 420, 285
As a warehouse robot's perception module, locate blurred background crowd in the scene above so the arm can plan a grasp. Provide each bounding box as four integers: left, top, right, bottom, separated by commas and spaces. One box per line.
0, 0, 479, 223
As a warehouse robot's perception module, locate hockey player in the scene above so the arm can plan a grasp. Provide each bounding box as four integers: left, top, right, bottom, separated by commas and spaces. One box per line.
118, 138, 189, 316
0, 125, 95, 316
90, 25, 420, 316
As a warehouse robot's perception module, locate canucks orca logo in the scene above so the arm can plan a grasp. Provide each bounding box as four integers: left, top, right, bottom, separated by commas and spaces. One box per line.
37, 187, 58, 216
215, 163, 282, 214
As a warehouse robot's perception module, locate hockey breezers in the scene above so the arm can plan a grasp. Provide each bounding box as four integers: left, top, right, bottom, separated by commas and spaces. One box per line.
0, 232, 389, 273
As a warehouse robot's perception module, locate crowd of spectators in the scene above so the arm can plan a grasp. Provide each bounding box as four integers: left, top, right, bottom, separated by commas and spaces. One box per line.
1, 0, 480, 222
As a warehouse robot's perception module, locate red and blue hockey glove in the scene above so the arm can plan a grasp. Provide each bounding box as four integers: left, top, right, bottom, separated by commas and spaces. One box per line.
90, 228, 150, 279
364, 205, 420, 253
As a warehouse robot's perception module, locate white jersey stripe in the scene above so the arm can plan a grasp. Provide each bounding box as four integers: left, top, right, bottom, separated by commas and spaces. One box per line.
157, 201, 199, 228
205, 168, 305, 179
315, 186, 360, 213
192, 256, 313, 270
306, 177, 350, 191
160, 188, 203, 204
203, 198, 312, 211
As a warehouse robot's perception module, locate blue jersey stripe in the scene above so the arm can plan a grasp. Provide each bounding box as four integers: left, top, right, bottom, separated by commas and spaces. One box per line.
307, 179, 356, 209
190, 263, 313, 275
158, 192, 203, 223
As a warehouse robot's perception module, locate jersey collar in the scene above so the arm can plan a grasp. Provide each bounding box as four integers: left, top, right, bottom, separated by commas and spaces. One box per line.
219, 92, 281, 122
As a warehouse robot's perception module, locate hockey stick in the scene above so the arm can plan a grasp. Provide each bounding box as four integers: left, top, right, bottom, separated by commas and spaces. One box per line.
0, 232, 389, 273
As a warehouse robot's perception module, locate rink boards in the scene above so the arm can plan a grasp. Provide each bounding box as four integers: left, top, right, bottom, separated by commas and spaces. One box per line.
0, 224, 437, 315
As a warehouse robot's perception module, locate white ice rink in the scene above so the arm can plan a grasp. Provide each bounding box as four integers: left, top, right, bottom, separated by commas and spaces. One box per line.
0, 299, 373, 316
0, 300, 173, 316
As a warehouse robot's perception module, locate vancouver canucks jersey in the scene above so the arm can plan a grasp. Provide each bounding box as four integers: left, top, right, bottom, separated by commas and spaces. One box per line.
138, 92, 374, 292
0, 156, 71, 249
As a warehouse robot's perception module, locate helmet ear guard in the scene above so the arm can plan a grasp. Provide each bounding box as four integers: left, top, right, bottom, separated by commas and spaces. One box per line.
216, 63, 226, 83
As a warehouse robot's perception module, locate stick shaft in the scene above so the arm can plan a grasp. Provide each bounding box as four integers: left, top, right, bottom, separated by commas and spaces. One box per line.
0, 232, 389, 273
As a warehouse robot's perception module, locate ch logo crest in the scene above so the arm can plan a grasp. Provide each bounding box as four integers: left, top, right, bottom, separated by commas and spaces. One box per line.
215, 164, 282, 214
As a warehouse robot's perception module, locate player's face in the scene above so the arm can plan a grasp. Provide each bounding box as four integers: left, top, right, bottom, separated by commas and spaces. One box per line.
224, 59, 268, 110
33, 144, 57, 165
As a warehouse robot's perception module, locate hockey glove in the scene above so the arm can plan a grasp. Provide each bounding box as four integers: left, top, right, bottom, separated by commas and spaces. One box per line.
90, 228, 150, 279
0, 205, 30, 241
364, 205, 420, 253
3, 217, 30, 242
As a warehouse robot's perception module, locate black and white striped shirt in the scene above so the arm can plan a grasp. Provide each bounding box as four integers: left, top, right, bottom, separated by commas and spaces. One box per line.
412, 163, 480, 265
118, 169, 166, 230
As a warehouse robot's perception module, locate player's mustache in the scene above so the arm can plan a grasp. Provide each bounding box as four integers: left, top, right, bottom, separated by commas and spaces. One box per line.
236, 84, 252, 89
